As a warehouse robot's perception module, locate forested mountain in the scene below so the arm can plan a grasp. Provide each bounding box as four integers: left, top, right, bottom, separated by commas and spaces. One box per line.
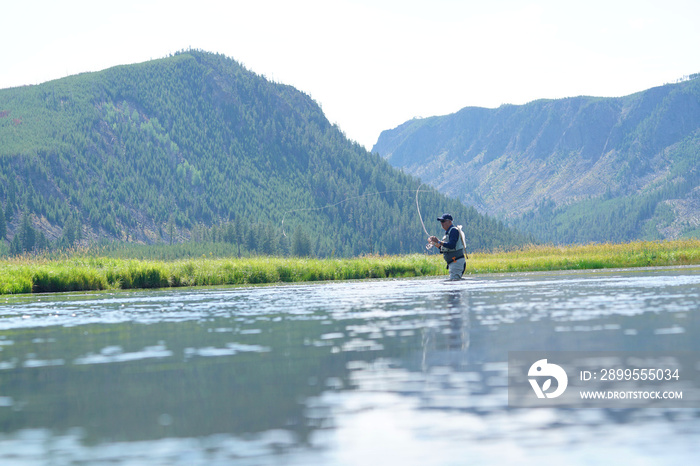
0, 50, 529, 257
373, 75, 700, 244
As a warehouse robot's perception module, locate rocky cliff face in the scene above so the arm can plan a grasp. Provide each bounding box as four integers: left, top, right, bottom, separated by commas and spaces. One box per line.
374, 76, 700, 243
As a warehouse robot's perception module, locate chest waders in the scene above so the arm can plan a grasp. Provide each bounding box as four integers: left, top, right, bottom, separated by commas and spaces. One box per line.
440, 225, 468, 274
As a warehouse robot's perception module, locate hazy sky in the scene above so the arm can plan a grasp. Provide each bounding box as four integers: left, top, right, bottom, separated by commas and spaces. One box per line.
3, 0, 699, 149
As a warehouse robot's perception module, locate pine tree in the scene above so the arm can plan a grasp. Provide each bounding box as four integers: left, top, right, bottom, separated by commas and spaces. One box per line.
0, 204, 6, 240
168, 214, 175, 246
19, 212, 36, 253
291, 226, 311, 257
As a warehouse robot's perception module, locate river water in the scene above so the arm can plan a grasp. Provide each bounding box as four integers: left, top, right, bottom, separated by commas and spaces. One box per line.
1, 266, 699, 465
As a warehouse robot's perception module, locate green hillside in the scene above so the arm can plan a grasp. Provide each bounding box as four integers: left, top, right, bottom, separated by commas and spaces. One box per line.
373, 75, 700, 244
0, 50, 528, 257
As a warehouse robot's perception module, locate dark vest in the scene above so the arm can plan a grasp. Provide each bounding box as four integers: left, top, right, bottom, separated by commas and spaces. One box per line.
440, 225, 464, 263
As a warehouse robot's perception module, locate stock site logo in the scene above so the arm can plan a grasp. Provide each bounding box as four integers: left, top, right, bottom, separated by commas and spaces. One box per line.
528, 359, 568, 399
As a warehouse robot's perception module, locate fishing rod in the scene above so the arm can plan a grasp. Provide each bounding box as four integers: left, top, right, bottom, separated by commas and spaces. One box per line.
415, 183, 434, 250
416, 183, 468, 255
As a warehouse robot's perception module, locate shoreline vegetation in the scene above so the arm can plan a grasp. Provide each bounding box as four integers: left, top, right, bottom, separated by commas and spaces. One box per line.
1, 239, 700, 295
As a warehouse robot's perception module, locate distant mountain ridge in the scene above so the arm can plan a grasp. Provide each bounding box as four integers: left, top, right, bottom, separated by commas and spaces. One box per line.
0, 50, 529, 256
373, 75, 700, 243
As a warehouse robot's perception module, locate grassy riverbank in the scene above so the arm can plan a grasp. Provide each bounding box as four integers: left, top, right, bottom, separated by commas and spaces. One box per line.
0, 254, 444, 295
1, 239, 700, 295
465, 239, 700, 273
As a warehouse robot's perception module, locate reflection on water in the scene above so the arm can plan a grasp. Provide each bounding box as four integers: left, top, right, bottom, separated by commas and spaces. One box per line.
0, 266, 699, 464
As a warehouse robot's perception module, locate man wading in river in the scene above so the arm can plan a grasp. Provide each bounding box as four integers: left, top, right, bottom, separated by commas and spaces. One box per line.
428, 214, 467, 281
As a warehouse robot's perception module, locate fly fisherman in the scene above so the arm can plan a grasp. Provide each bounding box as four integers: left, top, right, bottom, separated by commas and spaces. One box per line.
428, 213, 466, 281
